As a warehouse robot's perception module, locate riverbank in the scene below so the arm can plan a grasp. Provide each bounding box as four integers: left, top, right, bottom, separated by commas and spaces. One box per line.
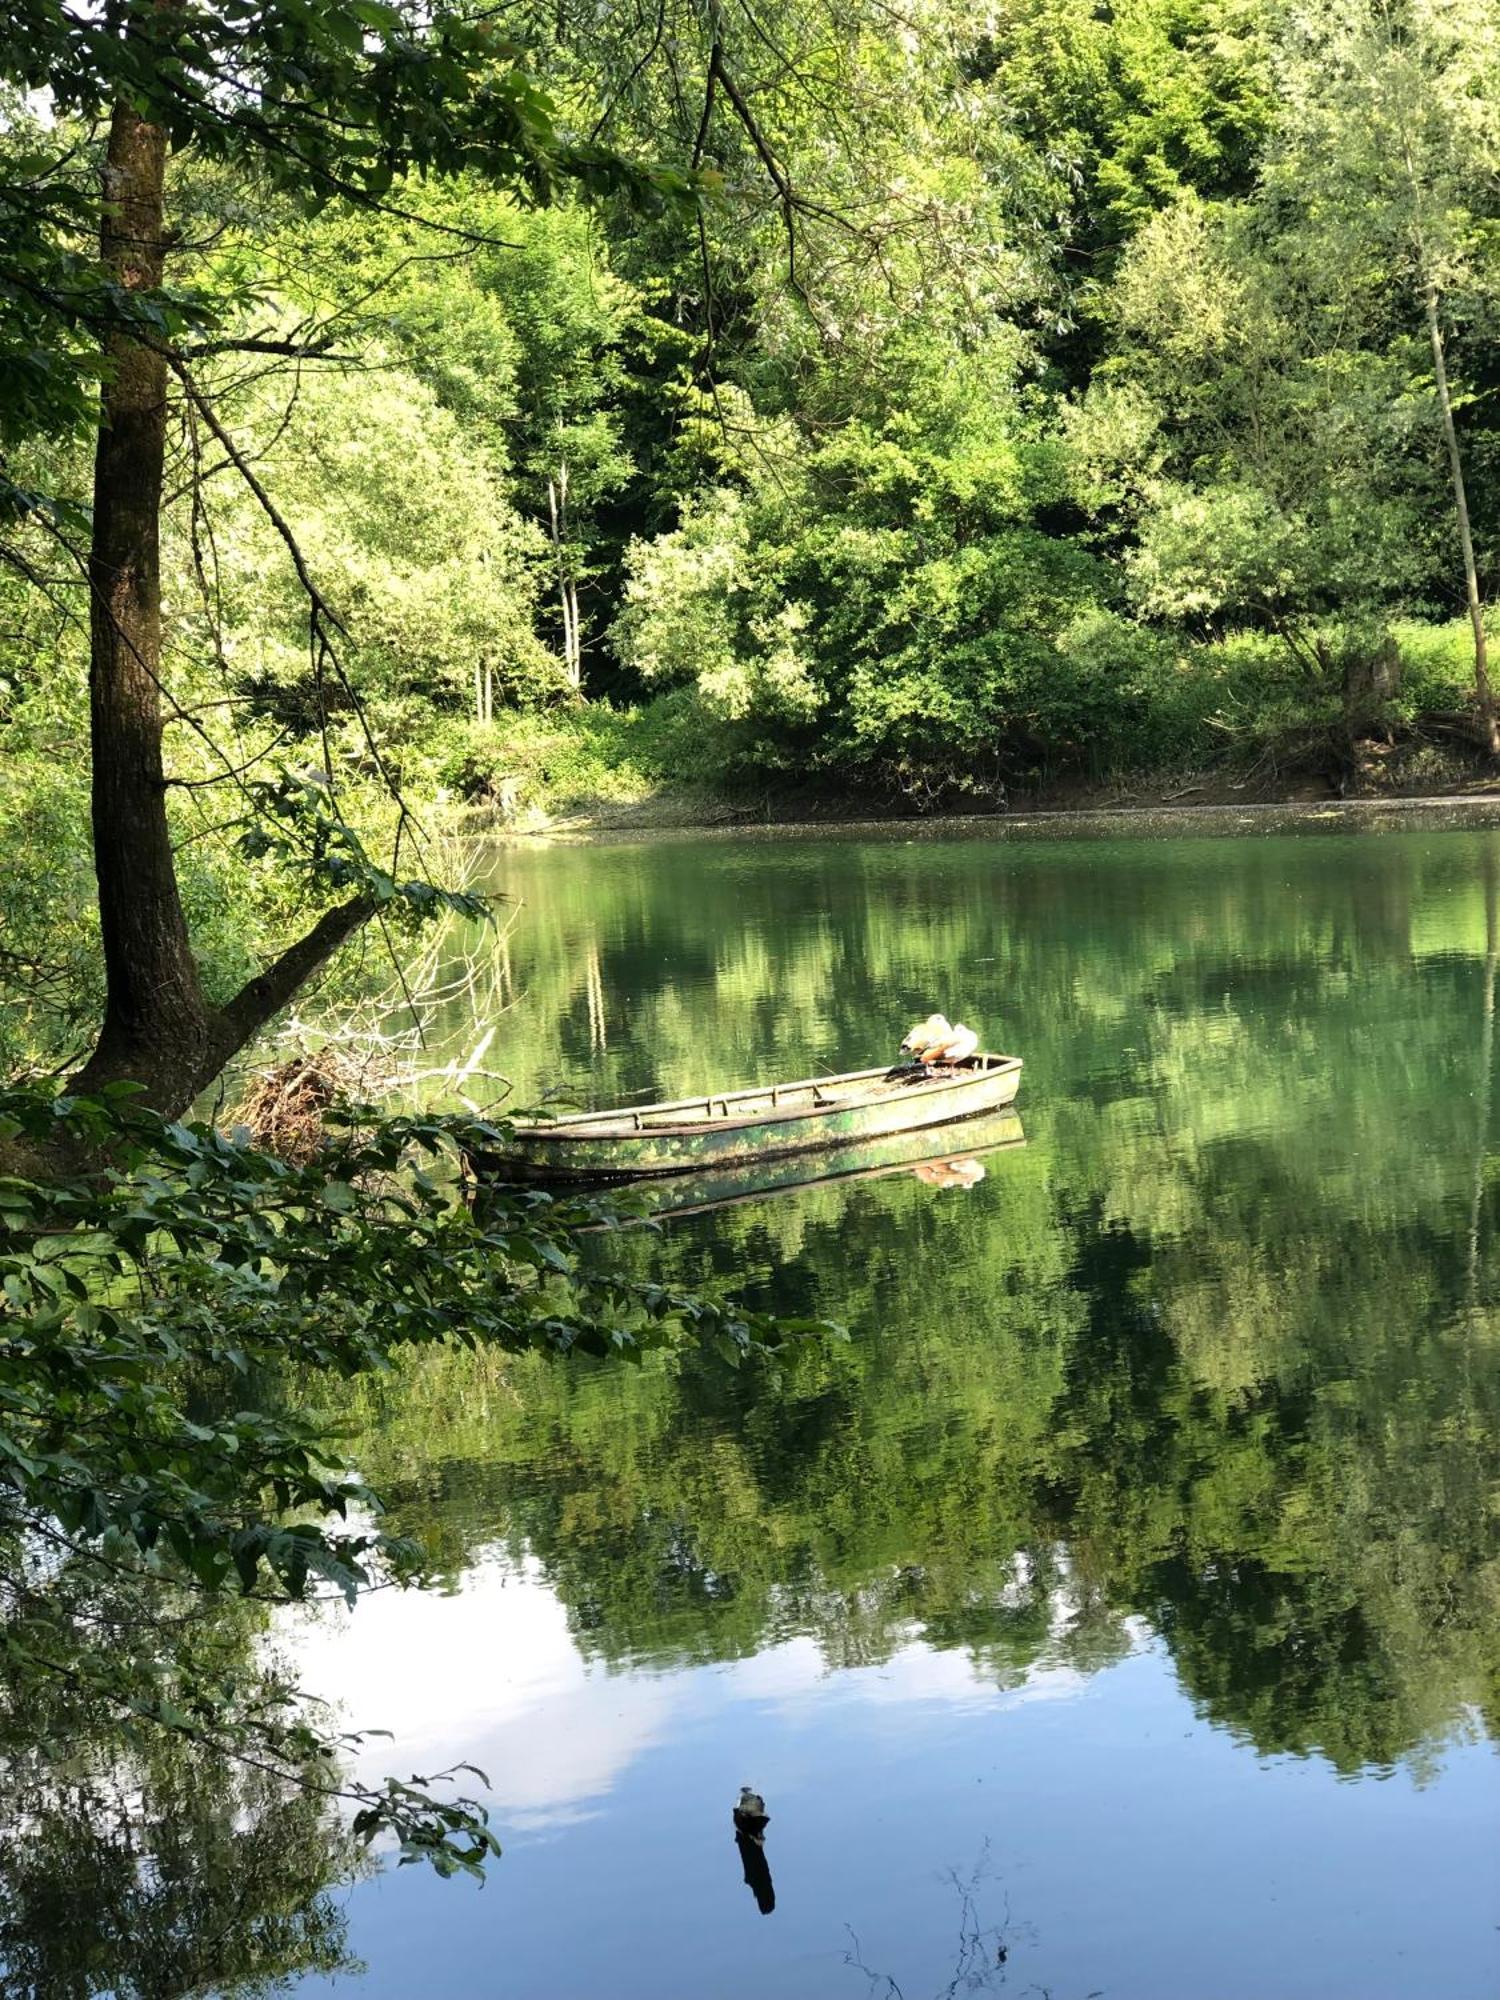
460, 694, 1500, 840
475, 770, 1500, 844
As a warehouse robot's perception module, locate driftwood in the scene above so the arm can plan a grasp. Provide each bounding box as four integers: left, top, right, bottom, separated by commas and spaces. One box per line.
233, 1051, 367, 1164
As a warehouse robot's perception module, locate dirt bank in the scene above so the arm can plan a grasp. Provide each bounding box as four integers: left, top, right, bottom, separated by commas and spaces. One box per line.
477, 768, 1500, 845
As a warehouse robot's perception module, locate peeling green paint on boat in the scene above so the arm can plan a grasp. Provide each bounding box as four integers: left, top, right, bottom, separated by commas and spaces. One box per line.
477, 1054, 1023, 1182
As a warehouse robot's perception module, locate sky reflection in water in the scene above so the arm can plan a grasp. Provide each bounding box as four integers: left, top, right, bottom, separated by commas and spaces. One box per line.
289, 1561, 1497, 2000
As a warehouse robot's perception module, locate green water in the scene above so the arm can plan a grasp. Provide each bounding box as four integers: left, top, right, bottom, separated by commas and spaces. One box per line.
290, 825, 1500, 1999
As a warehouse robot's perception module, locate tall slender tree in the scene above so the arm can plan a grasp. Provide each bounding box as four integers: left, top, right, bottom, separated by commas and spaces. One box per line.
1269, 0, 1500, 750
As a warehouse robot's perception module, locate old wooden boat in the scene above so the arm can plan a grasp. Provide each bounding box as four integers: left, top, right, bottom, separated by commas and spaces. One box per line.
475, 1051, 1022, 1183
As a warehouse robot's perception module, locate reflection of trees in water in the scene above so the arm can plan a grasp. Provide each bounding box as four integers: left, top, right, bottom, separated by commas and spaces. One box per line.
355, 835, 1500, 1778
842, 1844, 1041, 2000
452, 831, 1497, 1130
349, 1157, 1500, 1771
0, 1555, 356, 1998
0, 1755, 353, 2000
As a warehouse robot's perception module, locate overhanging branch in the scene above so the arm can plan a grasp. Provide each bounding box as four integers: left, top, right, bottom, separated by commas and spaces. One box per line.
206, 895, 376, 1086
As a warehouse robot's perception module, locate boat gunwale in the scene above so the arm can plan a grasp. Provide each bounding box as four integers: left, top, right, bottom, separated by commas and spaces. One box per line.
508, 1054, 1022, 1146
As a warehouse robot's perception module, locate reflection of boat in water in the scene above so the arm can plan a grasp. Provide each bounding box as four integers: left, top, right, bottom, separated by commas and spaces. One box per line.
601, 1109, 1024, 1221
911, 1155, 988, 1190
472, 1054, 1022, 1184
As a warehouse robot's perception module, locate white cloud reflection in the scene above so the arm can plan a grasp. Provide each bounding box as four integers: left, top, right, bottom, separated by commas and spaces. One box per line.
282, 1557, 678, 1832
280, 1555, 1124, 1834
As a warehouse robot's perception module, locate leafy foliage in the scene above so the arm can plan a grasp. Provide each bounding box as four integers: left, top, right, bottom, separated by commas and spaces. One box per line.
0, 1085, 824, 1880
8, 0, 1498, 829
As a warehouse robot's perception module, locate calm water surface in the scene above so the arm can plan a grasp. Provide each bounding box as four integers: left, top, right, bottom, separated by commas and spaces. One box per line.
291, 826, 1500, 2000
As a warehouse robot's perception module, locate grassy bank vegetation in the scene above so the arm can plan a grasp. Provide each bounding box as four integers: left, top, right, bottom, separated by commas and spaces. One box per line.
423, 617, 1498, 826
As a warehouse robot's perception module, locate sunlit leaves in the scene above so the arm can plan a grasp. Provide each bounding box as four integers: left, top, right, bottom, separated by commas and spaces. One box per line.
238, 770, 490, 922
0, 0, 697, 508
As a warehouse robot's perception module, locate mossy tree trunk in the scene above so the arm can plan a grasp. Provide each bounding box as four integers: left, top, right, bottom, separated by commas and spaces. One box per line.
1422, 278, 1498, 757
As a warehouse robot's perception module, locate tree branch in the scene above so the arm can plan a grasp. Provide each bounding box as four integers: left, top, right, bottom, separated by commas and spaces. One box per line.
205, 895, 375, 1086
180, 334, 358, 360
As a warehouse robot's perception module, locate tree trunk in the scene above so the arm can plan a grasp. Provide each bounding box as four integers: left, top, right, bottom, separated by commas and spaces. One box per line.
73, 92, 213, 1107
565, 577, 582, 694
1342, 631, 1401, 734
68, 79, 376, 1122
547, 464, 583, 695
1423, 278, 1498, 756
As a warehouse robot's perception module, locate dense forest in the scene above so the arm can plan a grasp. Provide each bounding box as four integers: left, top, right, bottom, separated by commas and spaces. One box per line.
9, 3, 1500, 889
7, 0, 1500, 1061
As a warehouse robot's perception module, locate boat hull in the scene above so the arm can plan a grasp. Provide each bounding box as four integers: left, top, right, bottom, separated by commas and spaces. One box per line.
609, 1108, 1025, 1220
476, 1054, 1022, 1182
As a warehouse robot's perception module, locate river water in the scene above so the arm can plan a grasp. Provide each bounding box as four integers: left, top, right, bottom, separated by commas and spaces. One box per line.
289, 825, 1500, 1999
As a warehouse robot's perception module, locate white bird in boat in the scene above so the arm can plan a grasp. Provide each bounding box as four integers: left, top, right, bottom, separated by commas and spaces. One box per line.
928, 1021, 979, 1065
733, 1785, 770, 1839
900, 1015, 979, 1066
901, 1013, 953, 1061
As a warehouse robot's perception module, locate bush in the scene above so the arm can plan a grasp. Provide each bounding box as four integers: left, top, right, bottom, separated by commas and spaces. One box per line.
1392, 618, 1483, 718
417, 693, 746, 822
1042, 610, 1214, 774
